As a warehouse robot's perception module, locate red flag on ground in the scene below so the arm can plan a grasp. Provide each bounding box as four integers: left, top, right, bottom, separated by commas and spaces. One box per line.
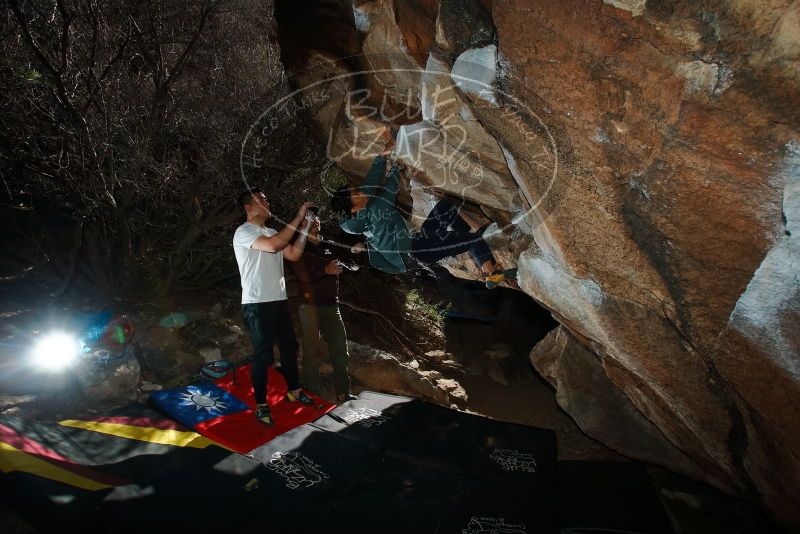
150, 364, 334, 453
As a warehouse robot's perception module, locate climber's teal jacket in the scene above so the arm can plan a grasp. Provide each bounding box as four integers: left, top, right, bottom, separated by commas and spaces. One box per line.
339, 155, 412, 273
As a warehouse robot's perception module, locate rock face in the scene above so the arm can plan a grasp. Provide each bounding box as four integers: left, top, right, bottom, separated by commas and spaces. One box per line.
273, 0, 800, 526
531, 326, 706, 481
347, 341, 467, 407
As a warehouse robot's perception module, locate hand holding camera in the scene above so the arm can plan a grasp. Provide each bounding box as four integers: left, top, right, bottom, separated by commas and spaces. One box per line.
295, 203, 318, 232
305, 205, 319, 222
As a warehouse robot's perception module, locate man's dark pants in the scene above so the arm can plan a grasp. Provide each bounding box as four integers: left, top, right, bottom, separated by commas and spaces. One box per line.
241, 300, 300, 405
411, 199, 494, 266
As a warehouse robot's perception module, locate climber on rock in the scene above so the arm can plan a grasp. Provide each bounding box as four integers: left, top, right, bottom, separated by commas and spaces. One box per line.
329, 133, 517, 289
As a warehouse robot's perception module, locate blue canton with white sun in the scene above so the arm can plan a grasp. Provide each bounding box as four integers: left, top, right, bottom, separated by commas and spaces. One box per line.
179, 386, 229, 414
150, 383, 249, 427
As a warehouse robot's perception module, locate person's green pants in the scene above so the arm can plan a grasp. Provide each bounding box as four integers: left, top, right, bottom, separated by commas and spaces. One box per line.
297, 303, 351, 396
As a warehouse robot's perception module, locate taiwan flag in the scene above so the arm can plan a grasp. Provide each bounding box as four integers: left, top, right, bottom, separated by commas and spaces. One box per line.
149, 365, 333, 453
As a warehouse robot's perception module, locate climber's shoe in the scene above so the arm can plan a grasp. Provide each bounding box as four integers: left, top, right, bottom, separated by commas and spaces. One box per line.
485, 268, 518, 289
255, 404, 274, 426
286, 389, 314, 405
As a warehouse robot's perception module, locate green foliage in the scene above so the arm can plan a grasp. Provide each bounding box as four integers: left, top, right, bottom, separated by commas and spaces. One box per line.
15, 66, 41, 83
405, 288, 449, 327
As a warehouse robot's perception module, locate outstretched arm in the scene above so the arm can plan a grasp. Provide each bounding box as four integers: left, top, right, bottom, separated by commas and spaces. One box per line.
360, 154, 388, 193
380, 162, 401, 204
377, 135, 400, 203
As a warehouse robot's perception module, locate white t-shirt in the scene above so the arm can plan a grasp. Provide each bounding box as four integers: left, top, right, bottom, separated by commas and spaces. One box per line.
232, 222, 286, 304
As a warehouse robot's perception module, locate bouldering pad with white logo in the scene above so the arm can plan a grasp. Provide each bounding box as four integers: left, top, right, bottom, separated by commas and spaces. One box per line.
247, 423, 380, 510
467, 417, 557, 496
309, 390, 420, 450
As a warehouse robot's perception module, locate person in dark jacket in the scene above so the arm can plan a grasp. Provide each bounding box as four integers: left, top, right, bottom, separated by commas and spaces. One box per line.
289, 213, 356, 403
330, 138, 516, 288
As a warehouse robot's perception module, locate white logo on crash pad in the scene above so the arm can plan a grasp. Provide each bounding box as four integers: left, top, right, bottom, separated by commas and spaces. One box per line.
462, 516, 527, 533
343, 406, 388, 427
489, 448, 538, 473
266, 451, 330, 490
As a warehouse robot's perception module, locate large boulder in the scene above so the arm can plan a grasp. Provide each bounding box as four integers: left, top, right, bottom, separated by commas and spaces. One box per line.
531, 326, 707, 482
394, 51, 521, 212
274, 0, 800, 526
488, 1, 800, 525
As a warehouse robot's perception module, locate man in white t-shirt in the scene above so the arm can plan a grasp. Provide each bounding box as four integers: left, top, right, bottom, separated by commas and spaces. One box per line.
233, 190, 316, 426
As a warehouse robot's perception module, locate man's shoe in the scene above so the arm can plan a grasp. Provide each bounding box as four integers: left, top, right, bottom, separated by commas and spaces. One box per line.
286, 389, 314, 405
336, 393, 358, 403
485, 268, 518, 289
255, 404, 274, 426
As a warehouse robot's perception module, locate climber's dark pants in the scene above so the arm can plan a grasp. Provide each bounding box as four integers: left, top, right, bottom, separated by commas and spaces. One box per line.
241, 300, 300, 404
410, 199, 494, 268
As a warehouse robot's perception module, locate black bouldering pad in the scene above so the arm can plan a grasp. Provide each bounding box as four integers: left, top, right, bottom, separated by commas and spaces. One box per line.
466, 417, 558, 496
559, 461, 674, 534
0, 471, 109, 533
439, 480, 560, 534
309, 390, 420, 450
287, 456, 471, 534
383, 401, 484, 474
102, 450, 270, 532
247, 423, 380, 510
1, 445, 272, 533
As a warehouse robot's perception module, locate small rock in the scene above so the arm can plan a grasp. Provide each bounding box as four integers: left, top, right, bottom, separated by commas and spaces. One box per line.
436, 377, 459, 391
209, 302, 223, 321
227, 325, 244, 335
73, 344, 140, 403
420, 369, 443, 381
424, 350, 449, 362
199, 347, 222, 362
221, 334, 240, 345
484, 342, 514, 360
190, 320, 220, 343
0, 395, 36, 410
139, 381, 164, 393
409, 359, 420, 369
437, 378, 468, 407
